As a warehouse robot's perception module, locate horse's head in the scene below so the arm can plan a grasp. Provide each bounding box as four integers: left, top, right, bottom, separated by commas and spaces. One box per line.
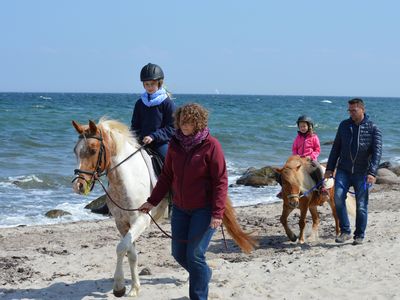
275, 156, 309, 209
72, 120, 110, 195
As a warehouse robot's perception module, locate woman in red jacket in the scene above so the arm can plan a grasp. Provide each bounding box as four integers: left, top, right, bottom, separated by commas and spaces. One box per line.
139, 103, 227, 300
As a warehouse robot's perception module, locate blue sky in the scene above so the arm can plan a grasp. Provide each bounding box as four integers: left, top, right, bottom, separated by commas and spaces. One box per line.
1, 1, 399, 96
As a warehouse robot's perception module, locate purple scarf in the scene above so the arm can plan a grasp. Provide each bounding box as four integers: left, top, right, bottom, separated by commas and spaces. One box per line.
175, 127, 209, 152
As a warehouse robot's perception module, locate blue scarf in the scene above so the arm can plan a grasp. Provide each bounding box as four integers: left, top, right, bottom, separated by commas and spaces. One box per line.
141, 88, 168, 107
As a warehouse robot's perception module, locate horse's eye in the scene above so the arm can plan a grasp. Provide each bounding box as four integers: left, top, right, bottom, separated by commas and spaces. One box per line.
88, 148, 97, 155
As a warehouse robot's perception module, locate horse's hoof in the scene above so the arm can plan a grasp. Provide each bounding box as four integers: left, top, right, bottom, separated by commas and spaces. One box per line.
289, 235, 297, 242
127, 287, 139, 297
113, 287, 126, 297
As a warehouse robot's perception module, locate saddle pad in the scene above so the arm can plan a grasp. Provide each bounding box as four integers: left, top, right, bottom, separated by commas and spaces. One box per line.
140, 148, 158, 189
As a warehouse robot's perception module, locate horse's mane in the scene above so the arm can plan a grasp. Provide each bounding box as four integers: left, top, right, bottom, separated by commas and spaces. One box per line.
98, 117, 140, 154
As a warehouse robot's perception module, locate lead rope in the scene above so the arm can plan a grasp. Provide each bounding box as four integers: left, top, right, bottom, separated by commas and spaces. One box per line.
96, 177, 227, 250
331, 176, 372, 194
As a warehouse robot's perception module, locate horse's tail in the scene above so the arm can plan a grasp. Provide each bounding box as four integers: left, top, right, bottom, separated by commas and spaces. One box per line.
345, 193, 356, 217
222, 196, 258, 254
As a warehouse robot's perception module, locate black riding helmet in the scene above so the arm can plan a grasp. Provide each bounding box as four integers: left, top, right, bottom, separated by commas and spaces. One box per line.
140, 63, 164, 82
296, 115, 314, 129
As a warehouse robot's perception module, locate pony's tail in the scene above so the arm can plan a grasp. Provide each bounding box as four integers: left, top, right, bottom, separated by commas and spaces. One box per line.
222, 196, 258, 254
345, 193, 356, 217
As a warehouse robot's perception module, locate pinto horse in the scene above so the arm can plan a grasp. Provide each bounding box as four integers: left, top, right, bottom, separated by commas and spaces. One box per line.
274, 155, 355, 244
72, 118, 257, 297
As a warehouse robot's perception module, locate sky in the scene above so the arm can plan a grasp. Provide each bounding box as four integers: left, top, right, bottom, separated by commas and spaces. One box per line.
1, 1, 400, 97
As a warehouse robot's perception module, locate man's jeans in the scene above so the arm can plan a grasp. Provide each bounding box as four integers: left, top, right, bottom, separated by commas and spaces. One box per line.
334, 169, 369, 239
171, 205, 215, 300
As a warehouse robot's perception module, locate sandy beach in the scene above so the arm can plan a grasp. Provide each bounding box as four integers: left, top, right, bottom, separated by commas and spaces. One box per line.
1, 184, 399, 300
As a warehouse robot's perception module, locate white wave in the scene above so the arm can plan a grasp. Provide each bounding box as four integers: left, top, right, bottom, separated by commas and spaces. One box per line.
39, 96, 52, 100
392, 156, 400, 165
8, 174, 43, 183
229, 184, 281, 207
321, 100, 332, 103
0, 181, 15, 188
0, 201, 106, 228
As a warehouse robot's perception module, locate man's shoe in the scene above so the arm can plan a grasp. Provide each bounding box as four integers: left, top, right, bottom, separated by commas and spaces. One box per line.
335, 233, 352, 243
352, 237, 364, 245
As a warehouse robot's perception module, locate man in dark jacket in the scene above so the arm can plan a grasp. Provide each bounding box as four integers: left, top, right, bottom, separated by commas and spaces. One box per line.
325, 98, 382, 245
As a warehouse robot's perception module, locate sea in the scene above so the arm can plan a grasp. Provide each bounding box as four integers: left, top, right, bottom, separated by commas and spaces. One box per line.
0, 93, 399, 228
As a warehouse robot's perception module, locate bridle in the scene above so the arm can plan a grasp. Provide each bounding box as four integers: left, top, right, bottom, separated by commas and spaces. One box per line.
72, 130, 107, 192
286, 193, 303, 199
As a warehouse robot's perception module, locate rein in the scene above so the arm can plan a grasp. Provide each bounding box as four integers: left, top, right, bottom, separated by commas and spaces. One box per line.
73, 131, 227, 248
302, 178, 325, 197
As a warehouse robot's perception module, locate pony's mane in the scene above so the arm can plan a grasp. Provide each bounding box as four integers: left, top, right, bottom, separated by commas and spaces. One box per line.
98, 117, 140, 154
281, 156, 311, 190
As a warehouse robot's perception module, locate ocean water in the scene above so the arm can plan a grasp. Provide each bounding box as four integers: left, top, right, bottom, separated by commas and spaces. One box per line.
0, 93, 399, 227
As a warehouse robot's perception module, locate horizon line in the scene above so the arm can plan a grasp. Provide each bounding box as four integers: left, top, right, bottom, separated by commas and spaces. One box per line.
1, 91, 399, 99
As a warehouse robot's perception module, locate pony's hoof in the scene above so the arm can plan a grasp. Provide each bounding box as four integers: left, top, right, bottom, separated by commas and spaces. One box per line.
113, 287, 126, 297
289, 235, 297, 242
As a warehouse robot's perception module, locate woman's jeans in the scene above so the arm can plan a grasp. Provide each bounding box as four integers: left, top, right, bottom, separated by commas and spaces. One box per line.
334, 169, 369, 239
171, 205, 215, 300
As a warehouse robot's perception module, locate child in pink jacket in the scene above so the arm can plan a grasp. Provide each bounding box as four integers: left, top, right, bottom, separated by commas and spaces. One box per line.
292, 115, 321, 160
277, 116, 329, 203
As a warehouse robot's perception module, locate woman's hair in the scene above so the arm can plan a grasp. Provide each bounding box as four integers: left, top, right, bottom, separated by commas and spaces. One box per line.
174, 103, 208, 133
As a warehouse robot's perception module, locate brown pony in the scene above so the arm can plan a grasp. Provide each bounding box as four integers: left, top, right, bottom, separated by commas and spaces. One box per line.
72, 118, 257, 297
274, 155, 355, 244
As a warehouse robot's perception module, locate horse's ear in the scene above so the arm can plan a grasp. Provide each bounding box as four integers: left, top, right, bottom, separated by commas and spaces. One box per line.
295, 164, 302, 171
274, 167, 282, 174
88, 120, 97, 134
72, 120, 84, 134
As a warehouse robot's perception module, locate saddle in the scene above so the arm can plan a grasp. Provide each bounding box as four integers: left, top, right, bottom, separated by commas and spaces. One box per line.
143, 147, 164, 178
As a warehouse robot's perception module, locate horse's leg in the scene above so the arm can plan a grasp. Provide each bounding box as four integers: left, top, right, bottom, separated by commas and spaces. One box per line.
308, 205, 320, 242
328, 188, 340, 236
298, 201, 308, 244
113, 240, 127, 297
114, 214, 151, 297
126, 242, 140, 297
280, 204, 297, 242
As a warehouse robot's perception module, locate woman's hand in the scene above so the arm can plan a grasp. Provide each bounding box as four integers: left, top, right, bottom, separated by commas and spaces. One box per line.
138, 202, 154, 213
210, 217, 222, 229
